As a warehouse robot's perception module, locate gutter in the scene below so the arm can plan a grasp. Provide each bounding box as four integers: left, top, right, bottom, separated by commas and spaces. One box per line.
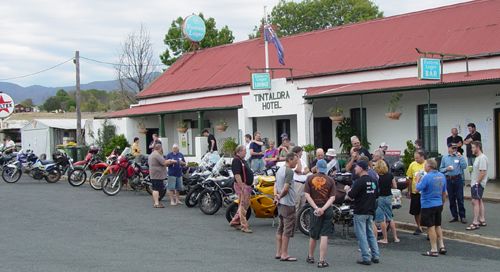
96, 105, 242, 119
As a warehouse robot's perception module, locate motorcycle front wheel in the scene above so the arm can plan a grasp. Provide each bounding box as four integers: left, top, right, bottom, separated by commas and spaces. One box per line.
2, 167, 21, 183
298, 205, 313, 236
198, 189, 222, 215
185, 185, 202, 208
102, 173, 122, 196
45, 169, 61, 183
67, 168, 87, 187
89, 171, 104, 190
225, 202, 252, 223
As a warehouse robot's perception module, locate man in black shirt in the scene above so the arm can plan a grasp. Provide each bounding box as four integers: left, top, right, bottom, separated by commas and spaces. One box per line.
202, 129, 218, 152
464, 123, 481, 166
229, 145, 254, 233
345, 160, 380, 265
447, 128, 464, 155
351, 136, 372, 161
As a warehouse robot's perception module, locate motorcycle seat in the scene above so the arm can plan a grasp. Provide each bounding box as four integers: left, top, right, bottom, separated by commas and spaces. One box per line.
216, 179, 233, 188
40, 160, 54, 165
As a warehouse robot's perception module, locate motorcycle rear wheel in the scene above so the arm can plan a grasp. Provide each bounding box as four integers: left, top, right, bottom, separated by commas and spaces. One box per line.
45, 169, 61, 183
2, 167, 21, 183
198, 189, 222, 215
89, 171, 103, 190
102, 173, 122, 196
225, 202, 252, 223
67, 168, 87, 187
298, 205, 314, 236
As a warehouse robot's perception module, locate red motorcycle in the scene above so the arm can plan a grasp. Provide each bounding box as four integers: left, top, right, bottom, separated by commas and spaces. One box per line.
89, 152, 118, 190
101, 148, 138, 196
67, 147, 108, 187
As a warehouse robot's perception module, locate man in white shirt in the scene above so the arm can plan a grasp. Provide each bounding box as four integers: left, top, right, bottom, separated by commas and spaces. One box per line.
291, 146, 311, 214
466, 141, 488, 231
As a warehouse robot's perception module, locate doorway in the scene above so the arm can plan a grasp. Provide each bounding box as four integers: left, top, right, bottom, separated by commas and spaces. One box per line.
314, 117, 333, 151
145, 128, 159, 154
495, 109, 500, 178
276, 119, 291, 146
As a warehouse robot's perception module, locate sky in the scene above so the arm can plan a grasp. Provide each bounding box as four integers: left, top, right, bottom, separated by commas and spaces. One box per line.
0, 0, 470, 87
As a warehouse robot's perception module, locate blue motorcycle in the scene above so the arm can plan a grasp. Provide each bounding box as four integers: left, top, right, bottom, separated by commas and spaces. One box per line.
2, 150, 61, 183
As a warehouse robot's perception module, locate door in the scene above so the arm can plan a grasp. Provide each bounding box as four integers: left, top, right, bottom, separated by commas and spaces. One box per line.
145, 128, 159, 154
314, 117, 333, 151
495, 109, 500, 178
178, 129, 193, 155
276, 119, 291, 146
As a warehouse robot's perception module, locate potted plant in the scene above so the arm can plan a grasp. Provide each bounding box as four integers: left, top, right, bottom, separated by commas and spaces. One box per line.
221, 137, 238, 157
215, 119, 228, 132
302, 144, 316, 167
334, 118, 356, 154
386, 93, 403, 120
176, 120, 188, 133
137, 122, 147, 134
329, 105, 344, 124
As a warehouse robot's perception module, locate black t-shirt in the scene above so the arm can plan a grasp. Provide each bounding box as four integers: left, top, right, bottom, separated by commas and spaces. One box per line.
378, 173, 394, 197
358, 147, 372, 161
208, 134, 218, 151
231, 156, 254, 186
447, 135, 464, 154
464, 132, 481, 158
347, 175, 377, 215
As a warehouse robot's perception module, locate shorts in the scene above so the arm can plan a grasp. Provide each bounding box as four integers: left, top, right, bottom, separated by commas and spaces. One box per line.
409, 193, 421, 216
375, 195, 393, 223
167, 176, 183, 191
421, 205, 443, 227
151, 179, 165, 191
277, 204, 296, 238
309, 206, 334, 240
471, 184, 484, 200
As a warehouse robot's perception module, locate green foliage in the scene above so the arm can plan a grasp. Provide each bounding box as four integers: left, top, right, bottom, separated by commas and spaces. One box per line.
41, 89, 132, 113
402, 140, 416, 170
388, 93, 403, 112
329, 105, 343, 116
176, 120, 188, 128
160, 13, 235, 66
335, 117, 356, 154
20, 98, 34, 107
302, 144, 316, 153
104, 135, 130, 158
42, 89, 76, 112
96, 120, 116, 157
221, 137, 238, 157
250, 0, 383, 37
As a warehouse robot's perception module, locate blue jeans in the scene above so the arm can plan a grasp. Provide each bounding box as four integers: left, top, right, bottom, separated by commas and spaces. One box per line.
447, 177, 465, 219
251, 158, 265, 172
354, 214, 380, 262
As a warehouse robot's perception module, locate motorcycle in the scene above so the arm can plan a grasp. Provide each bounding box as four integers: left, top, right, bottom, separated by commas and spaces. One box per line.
184, 153, 225, 207
67, 147, 107, 187
2, 150, 61, 183
89, 152, 117, 190
198, 158, 236, 215
127, 155, 166, 200
391, 160, 408, 191
52, 150, 74, 177
0, 150, 17, 171
101, 148, 135, 196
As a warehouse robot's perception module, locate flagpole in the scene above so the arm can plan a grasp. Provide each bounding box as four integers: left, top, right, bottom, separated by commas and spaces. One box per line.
264, 5, 269, 72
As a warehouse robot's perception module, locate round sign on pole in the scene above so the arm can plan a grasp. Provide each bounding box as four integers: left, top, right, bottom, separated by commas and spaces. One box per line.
182, 15, 206, 42
0, 93, 15, 119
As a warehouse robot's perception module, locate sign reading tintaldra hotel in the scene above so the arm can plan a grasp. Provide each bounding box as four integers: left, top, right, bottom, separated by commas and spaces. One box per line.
418, 58, 441, 80
254, 91, 290, 110
0, 92, 15, 119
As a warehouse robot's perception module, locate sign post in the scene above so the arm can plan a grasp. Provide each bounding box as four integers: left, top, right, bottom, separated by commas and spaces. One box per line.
0, 92, 15, 119
251, 73, 271, 90
418, 58, 441, 80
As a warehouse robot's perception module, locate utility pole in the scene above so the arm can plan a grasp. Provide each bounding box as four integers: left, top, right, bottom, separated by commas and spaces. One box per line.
75, 50, 83, 145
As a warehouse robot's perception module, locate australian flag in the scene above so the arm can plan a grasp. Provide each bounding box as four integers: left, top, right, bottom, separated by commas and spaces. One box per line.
264, 24, 285, 65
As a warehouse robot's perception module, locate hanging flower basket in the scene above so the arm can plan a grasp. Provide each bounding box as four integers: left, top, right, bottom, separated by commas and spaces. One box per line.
215, 124, 228, 132
138, 127, 148, 134
329, 115, 345, 124
176, 120, 188, 133
385, 112, 402, 120
177, 127, 188, 133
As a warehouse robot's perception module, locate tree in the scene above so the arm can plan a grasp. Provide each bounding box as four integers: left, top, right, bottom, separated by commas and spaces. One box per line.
20, 98, 34, 107
160, 13, 235, 66
116, 24, 157, 97
41, 89, 76, 112
250, 0, 383, 38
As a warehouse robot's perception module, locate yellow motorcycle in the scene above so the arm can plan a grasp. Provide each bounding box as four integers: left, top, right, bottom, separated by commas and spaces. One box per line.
225, 175, 277, 222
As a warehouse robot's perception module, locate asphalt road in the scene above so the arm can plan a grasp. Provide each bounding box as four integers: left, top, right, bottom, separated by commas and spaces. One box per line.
0, 177, 499, 272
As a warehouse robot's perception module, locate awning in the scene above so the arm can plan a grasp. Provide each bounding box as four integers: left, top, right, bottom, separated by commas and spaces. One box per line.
305, 69, 500, 98
104, 94, 244, 118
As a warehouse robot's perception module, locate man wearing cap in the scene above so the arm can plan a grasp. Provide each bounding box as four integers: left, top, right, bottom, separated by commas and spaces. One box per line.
439, 143, 468, 223
345, 160, 380, 265
303, 159, 336, 268
325, 149, 339, 175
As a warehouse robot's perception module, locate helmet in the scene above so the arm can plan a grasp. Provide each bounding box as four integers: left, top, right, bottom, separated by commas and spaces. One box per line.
391, 161, 406, 176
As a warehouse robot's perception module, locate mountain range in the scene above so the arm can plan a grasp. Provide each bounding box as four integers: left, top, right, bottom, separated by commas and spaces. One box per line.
0, 72, 161, 105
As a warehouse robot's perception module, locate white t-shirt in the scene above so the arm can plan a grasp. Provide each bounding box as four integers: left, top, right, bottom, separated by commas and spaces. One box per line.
244, 142, 251, 161
5, 140, 15, 148
293, 158, 311, 182
471, 153, 488, 186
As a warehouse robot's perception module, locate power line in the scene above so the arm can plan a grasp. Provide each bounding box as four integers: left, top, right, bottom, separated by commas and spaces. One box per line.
80, 56, 165, 67
0, 57, 74, 81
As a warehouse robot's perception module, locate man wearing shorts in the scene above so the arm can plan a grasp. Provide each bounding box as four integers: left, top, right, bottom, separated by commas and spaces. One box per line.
148, 143, 169, 208
274, 152, 299, 262
304, 159, 336, 268
466, 141, 489, 231
416, 159, 447, 257
166, 144, 186, 206
406, 150, 426, 235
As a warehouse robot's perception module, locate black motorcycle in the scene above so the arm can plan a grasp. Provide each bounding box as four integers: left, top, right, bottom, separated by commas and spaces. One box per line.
197, 158, 235, 215
0, 151, 17, 171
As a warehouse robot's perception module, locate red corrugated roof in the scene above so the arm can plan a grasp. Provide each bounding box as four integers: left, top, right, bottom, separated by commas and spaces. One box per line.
139, 0, 500, 98
105, 94, 244, 118
306, 68, 500, 97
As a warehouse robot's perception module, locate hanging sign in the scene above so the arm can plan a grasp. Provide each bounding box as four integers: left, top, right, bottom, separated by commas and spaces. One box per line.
182, 15, 206, 42
0, 92, 15, 119
418, 58, 441, 80
251, 73, 271, 90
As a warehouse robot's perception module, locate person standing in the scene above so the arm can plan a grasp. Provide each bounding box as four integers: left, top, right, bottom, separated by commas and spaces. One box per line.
345, 160, 380, 265
131, 137, 141, 157
263, 140, 279, 169
278, 138, 291, 161
373, 160, 400, 244
310, 148, 325, 173
148, 143, 169, 208
447, 128, 464, 155
202, 129, 218, 153
406, 150, 426, 235
372, 149, 390, 170
351, 136, 372, 161
417, 159, 447, 257
292, 146, 311, 215
148, 134, 162, 153
249, 131, 265, 172
464, 123, 481, 166
230, 145, 254, 233
466, 141, 489, 231
304, 159, 336, 268
274, 153, 299, 262
439, 143, 468, 223
325, 149, 339, 176
165, 144, 186, 206
244, 134, 252, 161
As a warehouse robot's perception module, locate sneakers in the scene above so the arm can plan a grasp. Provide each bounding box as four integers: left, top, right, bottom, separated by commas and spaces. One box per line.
371, 258, 380, 264
357, 260, 371, 266
413, 229, 423, 235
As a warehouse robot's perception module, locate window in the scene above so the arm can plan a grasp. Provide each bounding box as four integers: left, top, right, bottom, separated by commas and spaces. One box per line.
350, 108, 368, 143
417, 104, 438, 154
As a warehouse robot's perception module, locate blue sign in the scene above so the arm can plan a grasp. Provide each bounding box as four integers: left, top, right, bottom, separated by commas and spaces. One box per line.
251, 73, 271, 90
419, 58, 441, 80
183, 15, 206, 42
